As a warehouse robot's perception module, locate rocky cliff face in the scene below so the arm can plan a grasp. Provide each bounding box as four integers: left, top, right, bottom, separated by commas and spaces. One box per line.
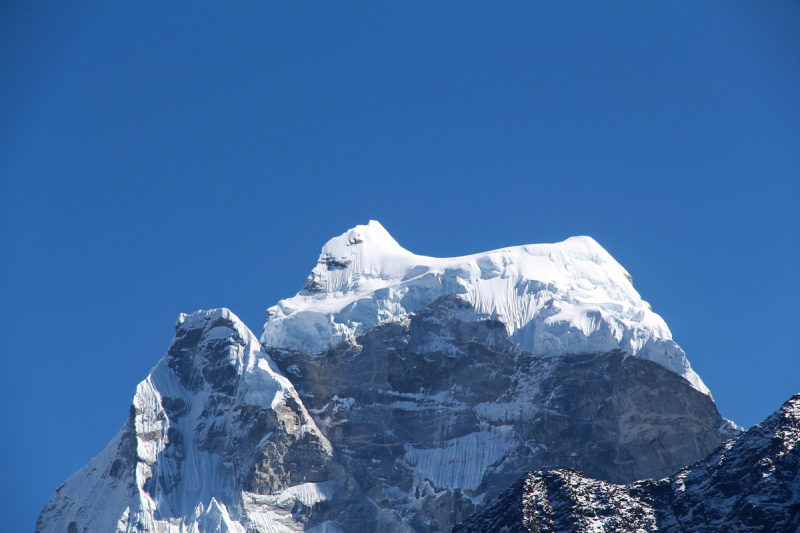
453, 393, 800, 533
269, 296, 737, 532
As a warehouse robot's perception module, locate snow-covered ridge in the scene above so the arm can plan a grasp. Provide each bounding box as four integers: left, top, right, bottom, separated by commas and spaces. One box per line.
37, 308, 348, 533
261, 221, 709, 395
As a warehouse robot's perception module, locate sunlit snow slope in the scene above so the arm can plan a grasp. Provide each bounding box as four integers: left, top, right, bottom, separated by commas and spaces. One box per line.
37, 309, 370, 533
261, 221, 709, 395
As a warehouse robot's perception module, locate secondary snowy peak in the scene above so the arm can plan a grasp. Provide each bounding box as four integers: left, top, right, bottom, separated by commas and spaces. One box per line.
262, 221, 709, 395
37, 308, 370, 533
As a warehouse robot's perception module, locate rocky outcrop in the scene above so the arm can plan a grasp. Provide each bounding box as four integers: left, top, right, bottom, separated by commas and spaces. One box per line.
453, 393, 800, 533
269, 297, 737, 532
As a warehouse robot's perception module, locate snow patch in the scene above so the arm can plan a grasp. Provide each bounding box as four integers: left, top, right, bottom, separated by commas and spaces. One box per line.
403, 426, 519, 490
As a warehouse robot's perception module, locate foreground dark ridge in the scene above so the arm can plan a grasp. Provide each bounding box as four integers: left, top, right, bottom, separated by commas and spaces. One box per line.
454, 393, 800, 533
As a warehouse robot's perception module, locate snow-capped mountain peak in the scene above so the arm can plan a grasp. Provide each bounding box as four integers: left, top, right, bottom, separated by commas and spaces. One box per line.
321, 220, 415, 271
262, 221, 709, 395
38, 225, 747, 533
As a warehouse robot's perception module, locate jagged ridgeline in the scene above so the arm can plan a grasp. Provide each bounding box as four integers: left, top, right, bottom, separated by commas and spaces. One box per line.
38, 222, 740, 533
453, 394, 800, 533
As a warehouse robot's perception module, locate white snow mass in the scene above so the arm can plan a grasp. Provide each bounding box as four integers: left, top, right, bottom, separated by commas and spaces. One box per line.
261, 221, 709, 395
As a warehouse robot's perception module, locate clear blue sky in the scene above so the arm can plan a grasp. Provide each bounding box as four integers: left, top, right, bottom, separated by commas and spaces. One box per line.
1, 2, 798, 531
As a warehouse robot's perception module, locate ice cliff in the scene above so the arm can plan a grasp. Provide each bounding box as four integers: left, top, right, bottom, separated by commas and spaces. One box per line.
262, 221, 708, 394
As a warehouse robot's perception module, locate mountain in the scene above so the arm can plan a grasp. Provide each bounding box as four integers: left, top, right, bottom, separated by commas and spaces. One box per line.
452, 393, 800, 533
37, 223, 739, 533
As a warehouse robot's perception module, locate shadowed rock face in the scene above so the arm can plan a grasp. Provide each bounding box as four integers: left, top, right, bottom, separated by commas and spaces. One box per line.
453, 393, 800, 533
36, 301, 738, 533
269, 297, 736, 533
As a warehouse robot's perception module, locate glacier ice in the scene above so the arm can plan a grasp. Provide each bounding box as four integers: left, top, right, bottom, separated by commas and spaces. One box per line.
261, 221, 709, 395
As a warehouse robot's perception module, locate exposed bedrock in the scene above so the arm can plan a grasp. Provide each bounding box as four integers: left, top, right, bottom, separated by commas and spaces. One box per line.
453, 393, 800, 533
269, 296, 737, 533
37, 297, 738, 533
